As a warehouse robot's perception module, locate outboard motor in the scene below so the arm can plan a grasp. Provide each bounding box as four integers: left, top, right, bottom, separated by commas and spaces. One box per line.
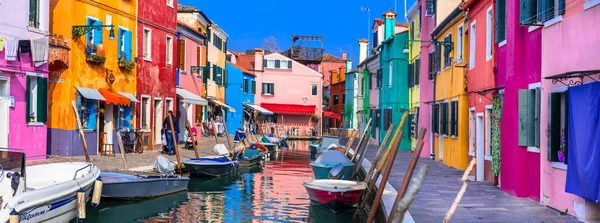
328, 163, 345, 180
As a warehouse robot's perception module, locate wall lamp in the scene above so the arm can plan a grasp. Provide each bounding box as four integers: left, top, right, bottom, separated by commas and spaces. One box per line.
402, 40, 454, 53
72, 21, 116, 40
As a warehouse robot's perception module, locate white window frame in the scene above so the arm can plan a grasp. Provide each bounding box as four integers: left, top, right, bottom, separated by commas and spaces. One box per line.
28, 0, 45, 33
166, 0, 174, 8
469, 21, 476, 70
585, 0, 600, 10
280, 60, 289, 69
266, 60, 276, 68
444, 33, 452, 69
143, 28, 152, 61
165, 97, 174, 115
457, 24, 463, 63
469, 107, 476, 156
166, 35, 173, 66
486, 6, 493, 61
27, 76, 39, 123
262, 82, 274, 95
485, 105, 492, 159
550, 85, 568, 169
311, 84, 318, 96
388, 61, 393, 88
141, 95, 151, 130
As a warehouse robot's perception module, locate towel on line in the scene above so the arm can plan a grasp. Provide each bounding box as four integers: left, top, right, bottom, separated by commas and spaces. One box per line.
32, 38, 48, 67
4, 39, 17, 61
0, 38, 4, 51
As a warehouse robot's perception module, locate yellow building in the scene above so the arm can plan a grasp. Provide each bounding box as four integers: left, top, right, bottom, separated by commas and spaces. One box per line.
48, 0, 137, 156
430, 8, 469, 170
407, 2, 421, 150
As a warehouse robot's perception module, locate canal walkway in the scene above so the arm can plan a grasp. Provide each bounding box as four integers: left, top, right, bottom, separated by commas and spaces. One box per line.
341, 138, 581, 222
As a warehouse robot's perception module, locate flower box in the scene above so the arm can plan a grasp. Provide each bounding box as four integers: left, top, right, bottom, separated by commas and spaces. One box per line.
118, 60, 136, 72
86, 54, 106, 64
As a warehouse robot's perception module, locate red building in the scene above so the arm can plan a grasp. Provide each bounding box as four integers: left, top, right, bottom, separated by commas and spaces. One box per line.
136, 0, 178, 149
328, 66, 346, 128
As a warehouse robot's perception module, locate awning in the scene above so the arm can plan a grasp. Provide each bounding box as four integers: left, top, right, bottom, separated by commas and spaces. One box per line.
324, 110, 342, 119
208, 98, 236, 112
176, 88, 208, 105
261, 103, 316, 116
244, 103, 274, 115
76, 87, 106, 101
99, 88, 130, 106
118, 91, 140, 103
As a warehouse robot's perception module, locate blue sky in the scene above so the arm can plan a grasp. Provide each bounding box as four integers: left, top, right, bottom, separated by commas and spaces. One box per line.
179, 0, 416, 68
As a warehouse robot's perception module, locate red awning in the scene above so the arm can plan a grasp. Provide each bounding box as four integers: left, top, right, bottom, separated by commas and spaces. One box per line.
260, 103, 316, 116
323, 110, 342, 119
99, 89, 131, 106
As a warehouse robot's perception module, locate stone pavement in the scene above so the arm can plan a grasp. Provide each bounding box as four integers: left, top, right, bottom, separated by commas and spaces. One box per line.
341, 138, 581, 223
28, 135, 235, 171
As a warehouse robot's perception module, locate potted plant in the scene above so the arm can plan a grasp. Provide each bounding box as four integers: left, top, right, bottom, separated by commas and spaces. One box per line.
558, 129, 567, 162
86, 54, 106, 64
29, 112, 35, 122
118, 59, 136, 72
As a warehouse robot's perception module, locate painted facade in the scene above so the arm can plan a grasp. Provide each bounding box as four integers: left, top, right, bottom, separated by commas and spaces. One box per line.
431, 8, 469, 170
321, 53, 345, 129
0, 0, 49, 158
344, 60, 358, 129
355, 39, 369, 134
419, 0, 435, 158
378, 11, 410, 151
48, 0, 137, 156
329, 66, 346, 128
540, 1, 600, 220
407, 2, 421, 151
137, 0, 177, 147
206, 24, 228, 103
225, 62, 255, 133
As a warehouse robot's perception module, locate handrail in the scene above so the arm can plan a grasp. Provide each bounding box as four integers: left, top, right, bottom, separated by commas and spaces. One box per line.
73, 163, 92, 180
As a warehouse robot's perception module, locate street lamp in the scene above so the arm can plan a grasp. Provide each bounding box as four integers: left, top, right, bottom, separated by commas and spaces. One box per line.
360, 6, 371, 45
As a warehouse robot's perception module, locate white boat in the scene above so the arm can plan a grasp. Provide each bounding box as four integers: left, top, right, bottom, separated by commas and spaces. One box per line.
0, 149, 100, 222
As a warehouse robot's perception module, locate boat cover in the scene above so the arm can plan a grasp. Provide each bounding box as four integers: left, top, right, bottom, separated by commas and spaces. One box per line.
315, 150, 350, 164
214, 144, 230, 157
154, 155, 174, 174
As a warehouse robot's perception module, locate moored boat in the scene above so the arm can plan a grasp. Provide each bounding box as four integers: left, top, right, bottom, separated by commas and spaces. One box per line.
183, 157, 238, 177
310, 150, 353, 180
237, 149, 264, 167
100, 171, 190, 199
261, 142, 278, 152
303, 179, 367, 213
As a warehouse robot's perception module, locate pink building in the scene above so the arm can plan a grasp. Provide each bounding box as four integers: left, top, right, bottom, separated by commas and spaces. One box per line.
419, 0, 435, 158
540, 1, 600, 220
238, 49, 322, 136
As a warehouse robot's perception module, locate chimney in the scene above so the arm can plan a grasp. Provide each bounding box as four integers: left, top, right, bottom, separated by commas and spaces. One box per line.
254, 48, 264, 71
330, 70, 338, 84
341, 51, 347, 60
339, 65, 347, 82
346, 60, 352, 72
358, 39, 369, 64
383, 10, 397, 40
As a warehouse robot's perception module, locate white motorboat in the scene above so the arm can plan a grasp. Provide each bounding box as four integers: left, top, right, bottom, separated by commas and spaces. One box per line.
0, 149, 100, 222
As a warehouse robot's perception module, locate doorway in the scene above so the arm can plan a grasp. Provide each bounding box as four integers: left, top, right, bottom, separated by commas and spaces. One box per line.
0, 78, 9, 148
154, 98, 163, 144
476, 113, 484, 181
179, 101, 186, 143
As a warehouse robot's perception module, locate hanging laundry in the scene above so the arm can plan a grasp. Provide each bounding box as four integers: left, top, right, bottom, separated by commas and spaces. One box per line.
32, 38, 49, 67
4, 39, 17, 61
0, 38, 5, 51
18, 40, 32, 61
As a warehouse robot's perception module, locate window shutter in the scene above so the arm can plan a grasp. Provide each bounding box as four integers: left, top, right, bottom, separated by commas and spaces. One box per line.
455, 102, 458, 137
436, 44, 441, 73
415, 107, 420, 133
87, 101, 98, 130
223, 69, 228, 87
203, 66, 209, 84
442, 103, 448, 135
207, 29, 211, 42
196, 46, 201, 66
118, 29, 123, 60
428, 53, 433, 80
548, 93, 561, 161
520, 0, 536, 24
37, 77, 47, 122
224, 41, 227, 52
125, 31, 132, 61
93, 20, 103, 46
408, 63, 414, 88
263, 59, 267, 69
415, 59, 420, 85
432, 104, 439, 134
558, 0, 565, 15
25, 78, 30, 123
262, 83, 266, 94
408, 113, 414, 137
271, 83, 275, 95
534, 88, 541, 147
251, 80, 256, 94
518, 90, 529, 146
495, 0, 507, 43
212, 65, 217, 81
288, 60, 292, 69
527, 89, 535, 146
123, 106, 132, 129
371, 110, 377, 135
275, 60, 280, 68
29, 0, 38, 27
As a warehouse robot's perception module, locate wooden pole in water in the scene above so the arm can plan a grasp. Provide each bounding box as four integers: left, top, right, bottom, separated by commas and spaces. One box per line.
344, 130, 358, 154
186, 121, 200, 158
366, 129, 404, 223
444, 158, 477, 223
168, 114, 182, 172
210, 120, 220, 144
221, 116, 234, 151
389, 164, 430, 223
71, 101, 91, 162
115, 130, 128, 170
350, 118, 372, 162
364, 123, 395, 186
387, 127, 427, 222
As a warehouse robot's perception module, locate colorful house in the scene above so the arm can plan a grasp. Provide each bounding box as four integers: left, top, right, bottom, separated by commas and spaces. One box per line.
225, 61, 255, 133
48, 0, 137, 156
328, 65, 346, 128
355, 39, 369, 134
407, 2, 421, 151
0, 0, 49, 158
137, 0, 178, 148
430, 8, 469, 170
344, 61, 358, 129
540, 0, 600, 220
378, 11, 410, 150
175, 22, 208, 142
321, 53, 346, 115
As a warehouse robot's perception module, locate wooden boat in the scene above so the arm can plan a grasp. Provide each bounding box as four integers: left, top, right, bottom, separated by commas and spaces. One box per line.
261, 142, 278, 152
310, 150, 353, 180
303, 179, 367, 213
183, 157, 238, 177
100, 171, 190, 199
0, 149, 101, 222
236, 149, 264, 167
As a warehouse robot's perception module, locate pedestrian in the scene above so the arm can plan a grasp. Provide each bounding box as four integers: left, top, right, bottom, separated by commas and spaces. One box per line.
163, 110, 178, 155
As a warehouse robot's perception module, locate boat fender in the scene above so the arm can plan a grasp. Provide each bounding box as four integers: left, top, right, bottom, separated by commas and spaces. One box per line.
9, 209, 18, 223
77, 188, 86, 220
91, 177, 103, 207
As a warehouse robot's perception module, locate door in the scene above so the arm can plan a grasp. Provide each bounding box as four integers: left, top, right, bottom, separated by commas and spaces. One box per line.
104, 104, 114, 143
179, 101, 186, 142
0, 78, 9, 148
476, 113, 484, 181
154, 99, 163, 144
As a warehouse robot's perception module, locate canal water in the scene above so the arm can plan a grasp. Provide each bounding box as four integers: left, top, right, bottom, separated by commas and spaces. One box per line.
86, 140, 368, 223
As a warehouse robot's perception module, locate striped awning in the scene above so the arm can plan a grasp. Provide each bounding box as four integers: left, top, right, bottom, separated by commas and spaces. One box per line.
208, 98, 236, 112
260, 103, 316, 116
244, 103, 274, 115
118, 91, 140, 102
176, 88, 207, 105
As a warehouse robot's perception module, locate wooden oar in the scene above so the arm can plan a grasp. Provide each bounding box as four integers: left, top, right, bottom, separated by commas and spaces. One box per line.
387, 127, 427, 222
168, 115, 182, 173
115, 130, 128, 170
344, 130, 358, 154
71, 101, 91, 162
349, 118, 372, 161
444, 158, 477, 223
221, 116, 234, 151
185, 121, 199, 158
389, 164, 429, 223
363, 123, 395, 186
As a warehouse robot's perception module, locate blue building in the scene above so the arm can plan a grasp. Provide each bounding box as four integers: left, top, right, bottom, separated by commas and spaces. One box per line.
225, 61, 256, 132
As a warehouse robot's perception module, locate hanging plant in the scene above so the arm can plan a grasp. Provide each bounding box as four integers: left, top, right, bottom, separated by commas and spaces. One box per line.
256, 113, 265, 122
558, 129, 567, 163
310, 115, 320, 124
118, 60, 136, 72
86, 54, 106, 64
491, 95, 503, 176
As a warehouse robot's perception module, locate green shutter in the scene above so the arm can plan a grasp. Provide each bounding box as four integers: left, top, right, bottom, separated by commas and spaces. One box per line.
520, 0, 537, 24
408, 63, 414, 88
243, 79, 248, 93
415, 59, 420, 85
212, 65, 217, 81
288, 60, 292, 69
207, 29, 211, 42
518, 90, 529, 146
496, 0, 507, 43
534, 88, 541, 147
203, 66, 209, 84
527, 89, 536, 146
29, 0, 38, 28
548, 93, 561, 161
224, 41, 227, 52
251, 80, 256, 94
261, 83, 265, 94
263, 59, 267, 69
25, 77, 30, 123
271, 83, 275, 95
37, 77, 47, 122
275, 60, 280, 68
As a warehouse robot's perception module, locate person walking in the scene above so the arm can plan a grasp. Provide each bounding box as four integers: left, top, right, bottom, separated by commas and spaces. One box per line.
163, 110, 179, 155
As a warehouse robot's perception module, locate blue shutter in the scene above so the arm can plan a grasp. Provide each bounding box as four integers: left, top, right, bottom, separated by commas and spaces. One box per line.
125, 31, 132, 61
87, 100, 97, 130
93, 21, 103, 46
124, 106, 132, 129
86, 19, 93, 54
116, 106, 121, 130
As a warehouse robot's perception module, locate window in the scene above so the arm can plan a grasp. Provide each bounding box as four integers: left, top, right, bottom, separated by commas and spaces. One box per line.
547, 91, 568, 163
377, 68, 383, 88
519, 0, 565, 25
450, 101, 458, 137
432, 104, 439, 134
166, 0, 173, 7
262, 83, 274, 95
333, 94, 339, 105
410, 21, 415, 39
518, 87, 541, 148
485, 108, 492, 156
426, 0, 435, 16
118, 28, 132, 61
243, 78, 248, 94
408, 63, 414, 88
441, 102, 448, 135
85, 17, 102, 55
115, 105, 132, 130
280, 60, 289, 69
342, 94, 345, 104
444, 34, 452, 69
311, 84, 318, 96
141, 97, 150, 129
76, 94, 98, 130
29, 0, 40, 28
428, 51, 435, 80
388, 62, 393, 88
26, 76, 47, 123
384, 108, 392, 130
143, 28, 151, 61
410, 108, 419, 138
457, 25, 464, 62
166, 36, 173, 66
486, 6, 493, 61
196, 46, 202, 66
176, 38, 184, 69
165, 98, 173, 114
469, 109, 475, 154
415, 59, 420, 85
469, 22, 476, 70
495, 0, 507, 43
251, 80, 256, 95
372, 31, 379, 49
265, 60, 291, 69
266, 60, 276, 68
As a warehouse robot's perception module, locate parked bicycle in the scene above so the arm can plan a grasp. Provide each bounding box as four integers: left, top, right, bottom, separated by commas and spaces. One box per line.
119, 128, 143, 154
